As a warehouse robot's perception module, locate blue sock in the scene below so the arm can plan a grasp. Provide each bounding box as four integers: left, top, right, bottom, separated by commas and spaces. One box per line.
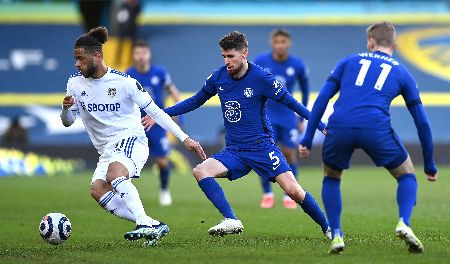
159, 166, 170, 190
322, 176, 342, 238
261, 178, 272, 194
198, 177, 237, 220
299, 192, 329, 233
396, 174, 417, 226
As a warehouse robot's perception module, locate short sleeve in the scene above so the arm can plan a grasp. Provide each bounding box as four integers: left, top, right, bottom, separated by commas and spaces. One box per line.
327, 57, 346, 86
164, 72, 172, 86
401, 68, 421, 107
262, 72, 288, 101
127, 77, 154, 109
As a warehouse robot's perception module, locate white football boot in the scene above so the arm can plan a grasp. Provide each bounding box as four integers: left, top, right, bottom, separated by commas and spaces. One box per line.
208, 218, 244, 237
395, 219, 424, 253
159, 189, 172, 206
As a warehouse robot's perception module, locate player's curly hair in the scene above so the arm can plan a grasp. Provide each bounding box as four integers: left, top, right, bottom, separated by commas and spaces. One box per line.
74, 26, 109, 53
219, 31, 248, 51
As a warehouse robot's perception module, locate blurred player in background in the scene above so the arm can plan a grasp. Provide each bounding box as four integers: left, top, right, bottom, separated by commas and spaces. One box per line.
300, 21, 438, 254
61, 27, 205, 246
126, 40, 181, 206
254, 29, 310, 209
143, 31, 330, 238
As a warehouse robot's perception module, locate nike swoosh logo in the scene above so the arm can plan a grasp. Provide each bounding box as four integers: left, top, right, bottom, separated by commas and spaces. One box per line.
218, 86, 224, 91
272, 164, 281, 170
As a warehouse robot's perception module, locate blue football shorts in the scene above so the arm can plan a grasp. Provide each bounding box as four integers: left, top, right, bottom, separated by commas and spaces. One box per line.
271, 123, 299, 149
322, 127, 408, 171
211, 143, 291, 183
146, 124, 170, 157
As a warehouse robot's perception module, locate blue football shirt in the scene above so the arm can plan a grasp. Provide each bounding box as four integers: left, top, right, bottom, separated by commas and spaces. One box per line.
326, 50, 420, 129
125, 65, 172, 109
254, 52, 309, 125
202, 62, 291, 149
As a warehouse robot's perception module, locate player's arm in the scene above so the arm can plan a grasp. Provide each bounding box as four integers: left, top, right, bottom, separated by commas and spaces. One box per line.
300, 78, 339, 150
266, 77, 326, 132
164, 75, 182, 103
402, 74, 438, 179
132, 80, 206, 159
296, 65, 310, 132
407, 103, 437, 178
60, 82, 77, 127
164, 72, 218, 117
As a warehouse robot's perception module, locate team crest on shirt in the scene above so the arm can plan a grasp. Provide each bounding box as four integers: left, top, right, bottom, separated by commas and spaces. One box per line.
108, 87, 116, 98
244, 87, 253, 98
151, 76, 160, 85
286, 66, 295, 76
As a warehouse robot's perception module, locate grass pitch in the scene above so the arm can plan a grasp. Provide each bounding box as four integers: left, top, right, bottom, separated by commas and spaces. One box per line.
0, 166, 449, 263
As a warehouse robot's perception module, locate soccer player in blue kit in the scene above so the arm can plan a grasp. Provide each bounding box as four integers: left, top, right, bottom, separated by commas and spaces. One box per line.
254, 29, 310, 209
126, 40, 182, 206
143, 31, 331, 238
300, 22, 438, 254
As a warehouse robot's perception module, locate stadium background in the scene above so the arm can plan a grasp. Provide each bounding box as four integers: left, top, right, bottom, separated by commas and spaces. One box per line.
0, 0, 448, 171
1, 1, 449, 263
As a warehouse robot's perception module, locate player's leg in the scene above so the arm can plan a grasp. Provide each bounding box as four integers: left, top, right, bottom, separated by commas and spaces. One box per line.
92, 179, 136, 222
280, 127, 299, 208
148, 127, 172, 206
109, 136, 168, 243
259, 126, 281, 208
155, 156, 172, 206
363, 128, 423, 253
193, 150, 250, 236
90, 157, 137, 222
322, 165, 345, 254
391, 159, 423, 253
320, 128, 355, 253
275, 171, 329, 237
248, 145, 329, 237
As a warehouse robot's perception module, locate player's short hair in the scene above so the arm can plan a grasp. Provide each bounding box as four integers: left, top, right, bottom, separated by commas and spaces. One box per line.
133, 39, 150, 50
271, 28, 291, 39
219, 31, 248, 51
74, 26, 109, 54
366, 21, 396, 48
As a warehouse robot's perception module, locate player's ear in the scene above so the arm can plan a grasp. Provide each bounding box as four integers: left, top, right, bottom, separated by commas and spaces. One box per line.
242, 48, 248, 59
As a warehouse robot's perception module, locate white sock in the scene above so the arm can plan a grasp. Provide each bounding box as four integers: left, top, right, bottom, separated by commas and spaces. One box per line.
98, 191, 136, 222
111, 176, 150, 226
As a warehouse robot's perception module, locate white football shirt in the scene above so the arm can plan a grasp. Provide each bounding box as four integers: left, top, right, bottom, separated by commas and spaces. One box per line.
66, 68, 152, 155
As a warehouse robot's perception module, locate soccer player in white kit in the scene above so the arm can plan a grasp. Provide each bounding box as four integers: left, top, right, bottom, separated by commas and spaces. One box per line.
60, 27, 206, 246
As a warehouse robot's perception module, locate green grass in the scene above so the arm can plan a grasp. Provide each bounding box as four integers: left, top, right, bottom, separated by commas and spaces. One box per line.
0, 166, 449, 263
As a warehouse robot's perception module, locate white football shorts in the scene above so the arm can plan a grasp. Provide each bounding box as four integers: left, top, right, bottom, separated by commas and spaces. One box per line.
91, 134, 149, 184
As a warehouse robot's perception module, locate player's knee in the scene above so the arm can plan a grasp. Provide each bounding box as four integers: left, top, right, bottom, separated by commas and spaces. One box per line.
155, 157, 169, 169
106, 162, 128, 183
324, 165, 342, 179
192, 165, 207, 181
90, 185, 103, 201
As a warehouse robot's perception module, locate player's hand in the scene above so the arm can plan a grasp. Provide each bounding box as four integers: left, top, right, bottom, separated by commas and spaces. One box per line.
299, 145, 310, 160
183, 137, 206, 160
141, 115, 156, 131
62, 95, 74, 109
426, 172, 438, 182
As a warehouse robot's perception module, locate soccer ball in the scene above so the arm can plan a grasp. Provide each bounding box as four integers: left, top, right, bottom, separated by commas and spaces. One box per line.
39, 212, 72, 245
